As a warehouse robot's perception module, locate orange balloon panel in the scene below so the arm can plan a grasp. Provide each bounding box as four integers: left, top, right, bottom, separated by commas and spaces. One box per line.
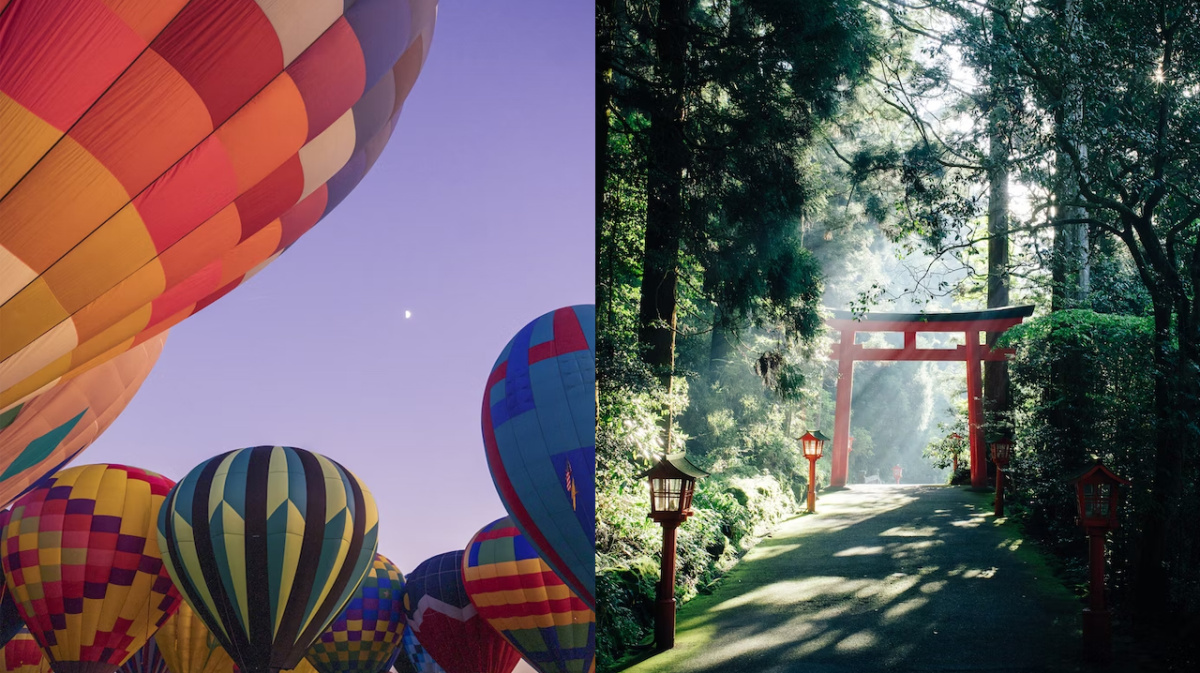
0, 333, 166, 509
0, 0, 437, 407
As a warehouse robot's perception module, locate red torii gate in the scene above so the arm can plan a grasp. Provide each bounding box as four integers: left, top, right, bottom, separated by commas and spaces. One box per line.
826, 305, 1035, 488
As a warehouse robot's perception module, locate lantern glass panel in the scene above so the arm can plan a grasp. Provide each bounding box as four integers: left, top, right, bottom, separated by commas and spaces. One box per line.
652, 477, 683, 513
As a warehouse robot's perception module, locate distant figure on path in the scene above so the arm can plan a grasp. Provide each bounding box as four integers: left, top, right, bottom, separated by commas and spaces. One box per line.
892, 464, 903, 484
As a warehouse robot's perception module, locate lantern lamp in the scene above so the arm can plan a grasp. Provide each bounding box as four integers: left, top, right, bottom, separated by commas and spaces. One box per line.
797, 430, 829, 513
1070, 462, 1128, 533
1068, 462, 1130, 663
988, 435, 1014, 469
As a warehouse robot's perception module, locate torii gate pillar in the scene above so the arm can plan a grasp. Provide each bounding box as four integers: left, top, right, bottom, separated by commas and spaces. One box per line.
825, 306, 1034, 488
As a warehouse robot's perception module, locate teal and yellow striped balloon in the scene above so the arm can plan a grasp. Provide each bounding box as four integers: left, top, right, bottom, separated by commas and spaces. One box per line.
305, 554, 406, 673
157, 446, 378, 673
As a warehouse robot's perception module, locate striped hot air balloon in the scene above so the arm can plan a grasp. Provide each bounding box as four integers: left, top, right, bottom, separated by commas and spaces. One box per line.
305, 554, 406, 673
463, 518, 594, 673
0, 0, 437, 415
0, 628, 49, 673
157, 446, 378, 673
482, 306, 596, 608
0, 464, 183, 673
0, 333, 166, 508
153, 602, 234, 673
117, 639, 169, 673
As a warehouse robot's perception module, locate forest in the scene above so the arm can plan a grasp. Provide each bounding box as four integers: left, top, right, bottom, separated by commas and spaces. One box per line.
596, 0, 1200, 670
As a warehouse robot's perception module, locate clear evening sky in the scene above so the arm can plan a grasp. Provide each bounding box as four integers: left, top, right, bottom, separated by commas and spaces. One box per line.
85, 0, 595, 583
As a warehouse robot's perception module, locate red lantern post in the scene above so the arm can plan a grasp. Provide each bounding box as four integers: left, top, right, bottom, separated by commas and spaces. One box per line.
641, 453, 709, 651
950, 432, 964, 475
798, 431, 829, 513
1070, 463, 1129, 664
989, 435, 1013, 517
892, 464, 903, 484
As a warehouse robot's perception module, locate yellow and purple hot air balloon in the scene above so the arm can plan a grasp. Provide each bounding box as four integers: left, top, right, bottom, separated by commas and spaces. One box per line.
152, 602, 234, 673
0, 0, 437, 415
482, 305, 595, 608
117, 639, 169, 673
0, 464, 184, 673
463, 518, 594, 673
305, 554, 406, 673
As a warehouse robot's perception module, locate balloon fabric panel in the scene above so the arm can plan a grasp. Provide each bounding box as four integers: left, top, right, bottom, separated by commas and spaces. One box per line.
0, 333, 166, 509
1, 627, 50, 673
463, 519, 594, 673
0, 0, 438, 413
482, 306, 596, 608
157, 447, 378, 673
305, 554, 405, 673
393, 629, 441, 673
402, 552, 519, 673
0, 464, 183, 673
152, 602, 233, 673
116, 638, 167, 673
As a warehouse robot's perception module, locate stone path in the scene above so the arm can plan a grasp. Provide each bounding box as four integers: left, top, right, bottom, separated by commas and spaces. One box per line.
623, 485, 1083, 673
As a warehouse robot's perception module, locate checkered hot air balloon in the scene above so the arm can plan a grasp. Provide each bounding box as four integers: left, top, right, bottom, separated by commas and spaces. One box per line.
0, 628, 49, 673
393, 628, 443, 673
463, 518, 594, 673
117, 638, 168, 673
157, 447, 378, 673
0, 334, 167, 510
0, 0, 437, 417
152, 602, 234, 673
402, 552, 519, 673
305, 554, 406, 673
481, 305, 596, 609
0, 464, 184, 673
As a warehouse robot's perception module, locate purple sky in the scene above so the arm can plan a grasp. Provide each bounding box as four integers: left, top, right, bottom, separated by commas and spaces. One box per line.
87, 0, 594, 582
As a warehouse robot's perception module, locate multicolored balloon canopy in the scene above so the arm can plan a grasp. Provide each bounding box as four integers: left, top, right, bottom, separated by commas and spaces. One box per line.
306, 553, 406, 673
157, 446, 379, 673
0, 464, 183, 673
402, 552, 520, 673
152, 602, 233, 673
463, 518, 594, 673
481, 305, 596, 608
116, 639, 168, 673
0, 628, 49, 673
394, 629, 443, 673
0, 0, 437, 413
0, 333, 166, 508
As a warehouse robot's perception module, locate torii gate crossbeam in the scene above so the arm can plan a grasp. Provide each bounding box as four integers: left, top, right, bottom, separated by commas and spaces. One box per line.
825, 305, 1035, 488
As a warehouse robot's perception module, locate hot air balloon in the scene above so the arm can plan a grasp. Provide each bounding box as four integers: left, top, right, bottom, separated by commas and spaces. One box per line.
463, 519, 594, 673
402, 552, 519, 673
0, 588, 21, 650
153, 602, 233, 673
481, 305, 595, 608
0, 333, 166, 508
158, 446, 378, 673
306, 554, 405, 673
0, 628, 49, 673
0, 0, 438, 414
0, 464, 183, 673
393, 629, 443, 673
117, 639, 168, 673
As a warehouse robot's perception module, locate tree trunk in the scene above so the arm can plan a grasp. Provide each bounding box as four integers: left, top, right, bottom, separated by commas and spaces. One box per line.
597, 0, 613, 235
984, 1, 1012, 443
1051, 0, 1090, 311
636, 0, 689, 384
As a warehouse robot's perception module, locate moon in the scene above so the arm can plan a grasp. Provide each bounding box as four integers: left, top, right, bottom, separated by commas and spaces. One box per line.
404, 310, 412, 319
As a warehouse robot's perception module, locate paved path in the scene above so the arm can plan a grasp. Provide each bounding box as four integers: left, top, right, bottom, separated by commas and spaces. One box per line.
624, 485, 1083, 673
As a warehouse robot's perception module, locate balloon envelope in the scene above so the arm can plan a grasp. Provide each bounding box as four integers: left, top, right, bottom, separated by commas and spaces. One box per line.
116, 639, 168, 673
0, 566, 22, 649
0, 0, 437, 412
158, 446, 379, 673
482, 305, 596, 607
402, 552, 519, 673
393, 629, 443, 673
0, 464, 183, 673
305, 553, 406, 673
0, 333, 166, 508
1, 628, 49, 673
463, 518, 594, 673
152, 602, 233, 673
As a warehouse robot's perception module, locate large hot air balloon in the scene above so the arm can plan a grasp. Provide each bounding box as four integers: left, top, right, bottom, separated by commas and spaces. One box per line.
306, 554, 405, 673
393, 629, 443, 673
0, 464, 183, 673
117, 639, 168, 673
0, 333, 166, 508
463, 519, 594, 673
158, 446, 378, 673
0, 0, 438, 413
1, 628, 49, 673
153, 602, 233, 673
481, 305, 595, 608
402, 552, 519, 673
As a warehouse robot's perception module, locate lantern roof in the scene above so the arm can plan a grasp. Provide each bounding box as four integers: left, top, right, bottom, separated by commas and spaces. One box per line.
638, 452, 710, 480
1067, 462, 1130, 486
813, 430, 831, 443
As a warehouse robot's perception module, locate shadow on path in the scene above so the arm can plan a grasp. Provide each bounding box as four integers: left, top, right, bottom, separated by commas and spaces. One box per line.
623, 485, 1083, 673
